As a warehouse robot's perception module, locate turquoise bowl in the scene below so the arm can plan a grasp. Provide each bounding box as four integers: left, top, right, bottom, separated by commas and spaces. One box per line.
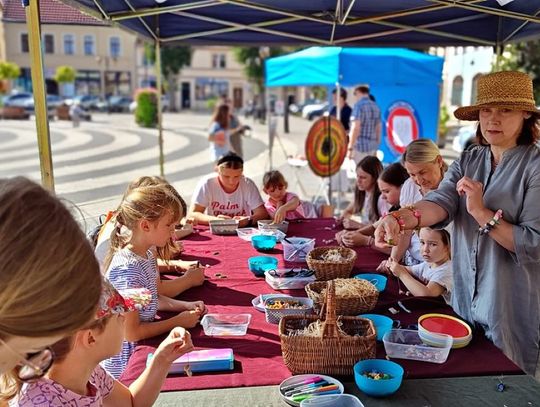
248, 256, 278, 277
251, 234, 277, 251
359, 314, 393, 341
354, 359, 403, 397
354, 273, 387, 292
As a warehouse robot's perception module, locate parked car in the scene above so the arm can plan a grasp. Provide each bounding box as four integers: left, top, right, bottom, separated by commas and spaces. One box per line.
2, 92, 33, 107
100, 96, 133, 113
129, 95, 170, 113
452, 125, 477, 153
64, 95, 102, 111
302, 102, 328, 120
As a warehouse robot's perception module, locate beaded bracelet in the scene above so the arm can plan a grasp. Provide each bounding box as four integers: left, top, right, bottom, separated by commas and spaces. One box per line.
389, 212, 406, 234
479, 209, 503, 235
403, 205, 421, 231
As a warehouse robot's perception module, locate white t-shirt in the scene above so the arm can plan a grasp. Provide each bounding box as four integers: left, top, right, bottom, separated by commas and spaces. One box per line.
193, 174, 264, 217
399, 178, 423, 265
410, 260, 453, 304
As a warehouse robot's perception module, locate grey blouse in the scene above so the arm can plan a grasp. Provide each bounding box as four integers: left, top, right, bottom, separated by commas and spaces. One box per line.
424, 144, 540, 375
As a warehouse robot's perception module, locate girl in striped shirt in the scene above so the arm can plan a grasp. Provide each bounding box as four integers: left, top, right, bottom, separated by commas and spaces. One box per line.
102, 185, 206, 378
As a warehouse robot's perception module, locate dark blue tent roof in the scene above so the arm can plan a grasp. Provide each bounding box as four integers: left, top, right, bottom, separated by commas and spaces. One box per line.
58, 0, 540, 47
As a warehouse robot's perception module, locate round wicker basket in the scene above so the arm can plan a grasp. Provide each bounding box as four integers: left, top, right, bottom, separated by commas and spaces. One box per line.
306, 246, 357, 280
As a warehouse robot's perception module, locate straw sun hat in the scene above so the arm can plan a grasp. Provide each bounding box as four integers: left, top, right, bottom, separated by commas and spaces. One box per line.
454, 71, 540, 121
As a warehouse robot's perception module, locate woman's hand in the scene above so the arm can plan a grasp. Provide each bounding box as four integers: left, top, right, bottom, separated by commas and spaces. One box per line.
154, 327, 194, 364
376, 259, 390, 274
341, 231, 370, 247
456, 176, 485, 218
342, 217, 363, 230
374, 215, 401, 248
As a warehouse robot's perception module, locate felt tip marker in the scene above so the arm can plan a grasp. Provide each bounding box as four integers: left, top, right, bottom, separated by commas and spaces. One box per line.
292, 390, 341, 402
292, 384, 339, 397
284, 380, 329, 396
281, 376, 323, 392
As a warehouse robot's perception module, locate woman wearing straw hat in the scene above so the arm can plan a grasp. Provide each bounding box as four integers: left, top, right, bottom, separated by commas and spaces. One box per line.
374, 71, 540, 378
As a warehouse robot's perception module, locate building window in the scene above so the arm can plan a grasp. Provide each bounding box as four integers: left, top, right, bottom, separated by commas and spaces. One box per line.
212, 54, 226, 69
21, 33, 29, 53
195, 78, 228, 100
84, 35, 95, 56
110, 37, 121, 58
44, 34, 54, 54
451, 76, 463, 106
471, 73, 482, 104
64, 34, 75, 55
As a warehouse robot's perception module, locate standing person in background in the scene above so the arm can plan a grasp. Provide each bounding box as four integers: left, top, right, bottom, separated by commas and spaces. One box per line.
348, 85, 381, 164
208, 104, 231, 163
330, 88, 352, 131
220, 95, 248, 158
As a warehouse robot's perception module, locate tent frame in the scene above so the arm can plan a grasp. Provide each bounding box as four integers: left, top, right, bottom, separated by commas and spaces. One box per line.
25, 0, 540, 190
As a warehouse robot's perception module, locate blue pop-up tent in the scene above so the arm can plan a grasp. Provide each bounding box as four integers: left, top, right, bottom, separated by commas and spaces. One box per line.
266, 46, 444, 163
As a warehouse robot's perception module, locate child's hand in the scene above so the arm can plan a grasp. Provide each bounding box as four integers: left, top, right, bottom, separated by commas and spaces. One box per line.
154, 327, 194, 364
174, 310, 202, 328
173, 240, 184, 253
217, 214, 232, 220
273, 207, 287, 224
188, 300, 207, 315
233, 216, 250, 228
183, 267, 205, 288
335, 230, 346, 245
376, 259, 391, 274
342, 217, 363, 230
388, 258, 405, 277
341, 231, 370, 248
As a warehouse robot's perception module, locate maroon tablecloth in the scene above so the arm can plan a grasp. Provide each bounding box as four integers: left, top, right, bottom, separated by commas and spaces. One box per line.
119, 218, 521, 391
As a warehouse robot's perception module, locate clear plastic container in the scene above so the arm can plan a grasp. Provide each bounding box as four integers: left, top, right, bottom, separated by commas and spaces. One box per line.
258, 219, 289, 234
236, 227, 259, 241
382, 329, 452, 364
201, 314, 251, 336
300, 394, 364, 407
209, 219, 239, 235
282, 237, 315, 262
265, 269, 316, 290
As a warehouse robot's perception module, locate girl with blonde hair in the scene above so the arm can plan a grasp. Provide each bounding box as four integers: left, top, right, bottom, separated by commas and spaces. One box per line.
0, 177, 101, 401
103, 185, 206, 378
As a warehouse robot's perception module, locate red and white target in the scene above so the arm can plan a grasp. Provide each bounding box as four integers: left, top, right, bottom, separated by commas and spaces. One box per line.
385, 102, 420, 154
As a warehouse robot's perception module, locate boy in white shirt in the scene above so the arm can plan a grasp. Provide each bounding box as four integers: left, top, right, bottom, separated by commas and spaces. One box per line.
189, 153, 269, 227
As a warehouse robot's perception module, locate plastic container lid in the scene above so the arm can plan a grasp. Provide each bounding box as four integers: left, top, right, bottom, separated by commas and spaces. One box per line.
300, 394, 364, 407
419, 314, 470, 338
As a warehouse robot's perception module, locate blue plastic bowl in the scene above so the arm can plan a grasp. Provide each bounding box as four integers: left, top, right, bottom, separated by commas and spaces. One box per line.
248, 256, 278, 277
354, 359, 404, 397
359, 314, 393, 341
251, 235, 277, 251
354, 274, 387, 292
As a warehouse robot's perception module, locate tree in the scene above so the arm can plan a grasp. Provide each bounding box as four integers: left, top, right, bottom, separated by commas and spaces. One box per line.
54, 65, 76, 96
232, 47, 286, 122
145, 43, 191, 112
0, 61, 21, 93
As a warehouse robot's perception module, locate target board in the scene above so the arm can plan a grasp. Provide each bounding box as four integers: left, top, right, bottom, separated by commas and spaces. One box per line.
305, 116, 347, 177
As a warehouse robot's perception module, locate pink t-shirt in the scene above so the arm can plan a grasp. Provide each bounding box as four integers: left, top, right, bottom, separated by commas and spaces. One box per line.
17, 365, 114, 407
264, 192, 307, 220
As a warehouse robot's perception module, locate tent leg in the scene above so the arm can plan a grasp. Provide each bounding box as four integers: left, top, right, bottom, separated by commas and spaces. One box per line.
25, 0, 54, 191
156, 40, 165, 176
267, 91, 272, 169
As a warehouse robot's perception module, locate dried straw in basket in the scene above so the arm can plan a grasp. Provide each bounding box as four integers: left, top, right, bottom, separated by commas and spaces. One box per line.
305, 278, 378, 315
279, 280, 376, 375
306, 246, 357, 281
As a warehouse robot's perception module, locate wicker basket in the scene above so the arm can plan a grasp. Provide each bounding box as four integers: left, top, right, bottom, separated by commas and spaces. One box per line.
305, 278, 378, 315
279, 280, 377, 375
306, 246, 357, 281
264, 297, 314, 324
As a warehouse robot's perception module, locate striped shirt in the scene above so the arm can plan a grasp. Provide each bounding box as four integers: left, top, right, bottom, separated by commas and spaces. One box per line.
350, 97, 381, 152
101, 248, 159, 379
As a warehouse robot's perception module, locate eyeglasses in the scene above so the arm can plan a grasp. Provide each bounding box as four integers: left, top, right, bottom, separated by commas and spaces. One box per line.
0, 337, 54, 381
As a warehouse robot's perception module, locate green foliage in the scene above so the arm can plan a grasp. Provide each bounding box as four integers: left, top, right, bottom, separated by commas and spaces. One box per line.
311, 86, 327, 101
232, 47, 287, 93
439, 105, 450, 136
135, 88, 158, 128
206, 96, 218, 111
0, 61, 20, 81
54, 65, 76, 84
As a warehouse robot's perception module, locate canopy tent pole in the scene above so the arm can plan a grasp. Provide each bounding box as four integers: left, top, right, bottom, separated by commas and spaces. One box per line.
155, 40, 165, 177
24, 0, 54, 191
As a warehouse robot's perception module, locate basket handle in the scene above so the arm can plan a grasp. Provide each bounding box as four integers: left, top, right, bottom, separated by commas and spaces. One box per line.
321, 280, 339, 338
